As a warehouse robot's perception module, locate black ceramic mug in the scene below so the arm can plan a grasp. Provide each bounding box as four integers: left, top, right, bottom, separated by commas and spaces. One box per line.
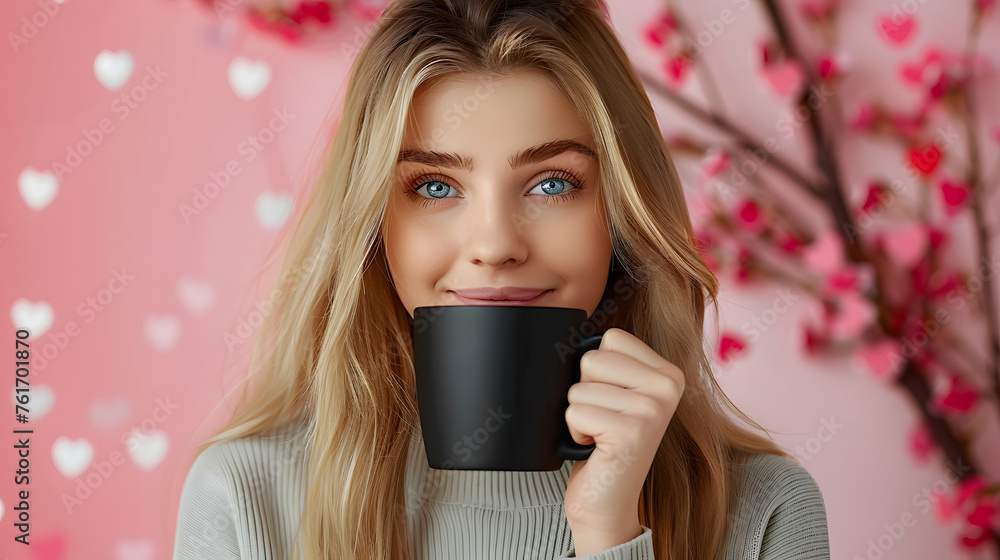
412, 305, 604, 471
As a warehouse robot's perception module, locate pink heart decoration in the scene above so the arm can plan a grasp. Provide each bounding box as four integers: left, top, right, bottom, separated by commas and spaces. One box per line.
900, 61, 925, 84
761, 59, 805, 96
828, 292, 875, 338
857, 338, 904, 380
31, 533, 67, 560
876, 13, 915, 45
880, 224, 928, 268
802, 230, 844, 275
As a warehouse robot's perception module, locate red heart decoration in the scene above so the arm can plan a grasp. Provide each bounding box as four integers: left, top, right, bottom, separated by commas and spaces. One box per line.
933, 376, 978, 414
717, 333, 746, 363
939, 178, 970, 216
908, 145, 940, 175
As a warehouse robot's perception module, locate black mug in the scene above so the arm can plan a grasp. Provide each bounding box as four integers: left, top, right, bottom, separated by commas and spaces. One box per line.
412, 305, 604, 471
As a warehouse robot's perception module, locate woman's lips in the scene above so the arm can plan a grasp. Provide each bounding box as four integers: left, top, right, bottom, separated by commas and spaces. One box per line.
448, 289, 552, 306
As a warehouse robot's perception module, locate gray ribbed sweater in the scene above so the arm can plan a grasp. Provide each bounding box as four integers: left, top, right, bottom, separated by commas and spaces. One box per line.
172, 422, 830, 559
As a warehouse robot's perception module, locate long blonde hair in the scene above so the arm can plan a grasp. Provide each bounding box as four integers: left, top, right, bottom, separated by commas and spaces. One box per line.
199, 0, 789, 558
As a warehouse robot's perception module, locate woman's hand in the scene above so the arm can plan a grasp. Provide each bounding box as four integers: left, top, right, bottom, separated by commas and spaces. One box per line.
563, 327, 686, 555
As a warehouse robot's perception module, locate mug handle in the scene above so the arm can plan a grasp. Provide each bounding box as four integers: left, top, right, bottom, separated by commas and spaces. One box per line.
555, 333, 603, 461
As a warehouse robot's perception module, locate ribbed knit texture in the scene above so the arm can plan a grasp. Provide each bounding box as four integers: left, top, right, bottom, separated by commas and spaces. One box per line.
173, 422, 830, 559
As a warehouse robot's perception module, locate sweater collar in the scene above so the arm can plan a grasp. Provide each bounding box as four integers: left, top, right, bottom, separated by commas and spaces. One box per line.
405, 429, 574, 510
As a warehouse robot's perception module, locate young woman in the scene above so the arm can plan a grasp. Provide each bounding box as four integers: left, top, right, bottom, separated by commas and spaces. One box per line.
173, 1, 831, 558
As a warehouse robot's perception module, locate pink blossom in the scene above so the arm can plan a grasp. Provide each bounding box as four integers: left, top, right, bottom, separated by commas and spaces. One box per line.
347, 0, 389, 21
802, 230, 844, 275
244, 11, 304, 44
717, 332, 747, 363
735, 198, 766, 233
734, 246, 753, 284
857, 182, 886, 217
288, 1, 332, 25
643, 10, 677, 48
878, 223, 928, 269
939, 177, 971, 217
959, 526, 991, 549
891, 112, 924, 139
851, 103, 877, 130
932, 376, 979, 414
761, 58, 806, 97
817, 53, 838, 80
857, 338, 904, 380
802, 322, 828, 355
927, 225, 948, 249
826, 292, 876, 338
933, 491, 955, 523
777, 231, 803, 253
799, 0, 835, 21
699, 149, 731, 179
956, 476, 987, 507
908, 422, 935, 461
928, 272, 961, 299
966, 500, 997, 529
823, 265, 858, 294
664, 53, 691, 85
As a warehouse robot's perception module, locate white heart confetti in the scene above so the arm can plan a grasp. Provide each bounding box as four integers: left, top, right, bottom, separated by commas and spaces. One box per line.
11, 384, 54, 420
255, 191, 294, 230
11, 298, 54, 339
94, 49, 134, 91
116, 538, 155, 560
52, 436, 94, 478
144, 315, 180, 352
125, 429, 169, 472
227, 56, 271, 101
177, 277, 214, 314
89, 395, 132, 431
18, 167, 59, 210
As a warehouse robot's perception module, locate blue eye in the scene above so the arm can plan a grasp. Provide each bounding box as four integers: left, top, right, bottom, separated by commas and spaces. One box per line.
402, 169, 587, 208
422, 181, 455, 199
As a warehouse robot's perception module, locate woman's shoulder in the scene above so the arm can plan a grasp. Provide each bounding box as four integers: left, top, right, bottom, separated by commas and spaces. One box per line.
726, 452, 831, 559
189, 421, 310, 479
735, 452, 824, 500
174, 422, 311, 559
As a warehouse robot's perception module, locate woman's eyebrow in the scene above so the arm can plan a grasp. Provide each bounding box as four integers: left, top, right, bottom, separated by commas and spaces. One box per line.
396, 138, 596, 172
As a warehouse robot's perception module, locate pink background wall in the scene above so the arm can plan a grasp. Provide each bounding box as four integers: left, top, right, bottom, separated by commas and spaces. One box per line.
2, 0, 999, 558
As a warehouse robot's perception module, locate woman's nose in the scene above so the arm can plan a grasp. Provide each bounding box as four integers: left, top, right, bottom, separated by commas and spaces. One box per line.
461, 192, 531, 267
